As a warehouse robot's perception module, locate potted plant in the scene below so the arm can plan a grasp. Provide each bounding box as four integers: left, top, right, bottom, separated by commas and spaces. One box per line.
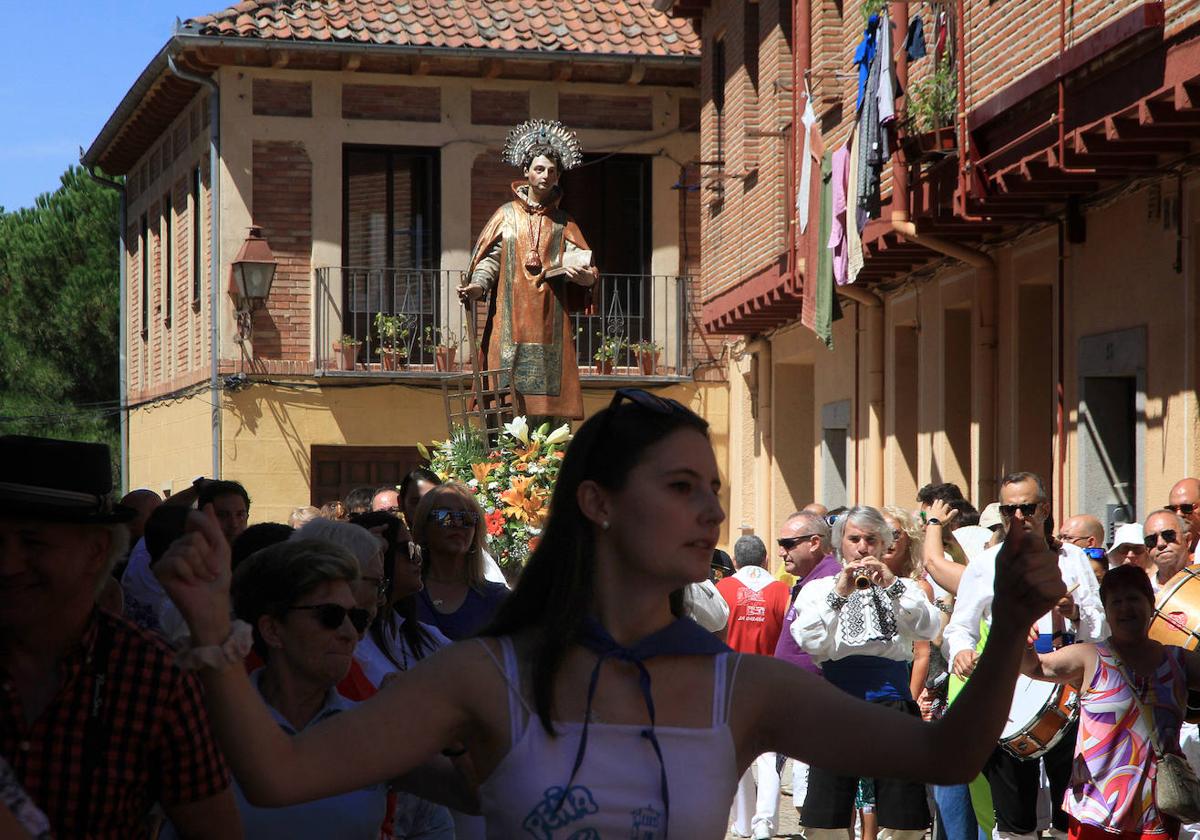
903, 63, 958, 157
632, 339, 662, 376
423, 326, 463, 372
333, 335, 361, 371
374, 313, 411, 372
593, 334, 625, 376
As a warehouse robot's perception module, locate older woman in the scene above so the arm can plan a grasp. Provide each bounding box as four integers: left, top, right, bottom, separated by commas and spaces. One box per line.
1022, 564, 1200, 840
156, 389, 1067, 837
293, 519, 388, 631
412, 482, 508, 641
230, 539, 388, 838
793, 505, 942, 840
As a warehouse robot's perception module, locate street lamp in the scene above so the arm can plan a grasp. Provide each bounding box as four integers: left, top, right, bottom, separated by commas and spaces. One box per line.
229, 225, 278, 342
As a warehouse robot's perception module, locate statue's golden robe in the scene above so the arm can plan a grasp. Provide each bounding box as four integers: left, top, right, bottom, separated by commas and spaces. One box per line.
468, 182, 592, 419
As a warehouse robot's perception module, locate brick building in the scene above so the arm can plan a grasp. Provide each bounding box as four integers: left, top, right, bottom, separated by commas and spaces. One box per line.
84, 0, 731, 527
668, 0, 1200, 544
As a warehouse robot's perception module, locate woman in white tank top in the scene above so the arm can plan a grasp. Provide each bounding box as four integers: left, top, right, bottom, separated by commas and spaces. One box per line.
157, 389, 1070, 839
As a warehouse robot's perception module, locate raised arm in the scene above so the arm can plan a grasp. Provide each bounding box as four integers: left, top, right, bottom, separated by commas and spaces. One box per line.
155, 509, 495, 807
1020, 641, 1093, 688
741, 524, 1065, 785
922, 500, 964, 595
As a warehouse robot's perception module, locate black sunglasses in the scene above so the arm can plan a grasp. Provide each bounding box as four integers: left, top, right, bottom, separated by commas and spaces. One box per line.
1144, 529, 1178, 549
608, 387, 693, 417
778, 535, 818, 550
289, 603, 371, 633
998, 503, 1040, 518
1167, 503, 1196, 515
429, 508, 479, 528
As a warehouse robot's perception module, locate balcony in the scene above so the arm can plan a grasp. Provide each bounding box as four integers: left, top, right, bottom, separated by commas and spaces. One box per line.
314, 266, 698, 379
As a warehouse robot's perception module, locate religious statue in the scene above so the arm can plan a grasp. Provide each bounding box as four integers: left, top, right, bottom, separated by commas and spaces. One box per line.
457, 120, 599, 420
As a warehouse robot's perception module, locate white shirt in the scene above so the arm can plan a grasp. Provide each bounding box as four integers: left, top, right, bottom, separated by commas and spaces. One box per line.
355, 616, 451, 687
792, 575, 940, 664
944, 541, 1105, 663
683, 580, 730, 633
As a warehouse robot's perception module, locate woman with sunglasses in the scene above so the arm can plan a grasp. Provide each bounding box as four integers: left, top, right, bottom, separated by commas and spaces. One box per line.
412, 482, 508, 641
294, 518, 389, 632
228, 539, 388, 838
156, 389, 1068, 838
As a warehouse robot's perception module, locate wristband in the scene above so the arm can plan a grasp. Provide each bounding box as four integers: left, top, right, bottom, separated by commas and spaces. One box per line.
175, 620, 253, 672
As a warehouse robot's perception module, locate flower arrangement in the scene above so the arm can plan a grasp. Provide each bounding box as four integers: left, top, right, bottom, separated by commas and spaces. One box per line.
420, 416, 571, 579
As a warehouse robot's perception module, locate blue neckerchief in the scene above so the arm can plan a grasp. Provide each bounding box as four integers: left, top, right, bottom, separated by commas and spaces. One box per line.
558, 616, 730, 838
855, 14, 880, 114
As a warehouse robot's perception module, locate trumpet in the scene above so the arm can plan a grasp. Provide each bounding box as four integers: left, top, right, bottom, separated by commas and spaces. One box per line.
853, 571, 874, 590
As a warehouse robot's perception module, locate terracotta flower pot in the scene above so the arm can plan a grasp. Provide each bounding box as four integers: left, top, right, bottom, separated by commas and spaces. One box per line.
380, 351, 402, 371
596, 359, 614, 375
435, 346, 457, 371
335, 344, 359, 371
638, 351, 659, 376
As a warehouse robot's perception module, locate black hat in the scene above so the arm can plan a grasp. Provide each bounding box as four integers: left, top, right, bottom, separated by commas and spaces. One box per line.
0, 435, 136, 524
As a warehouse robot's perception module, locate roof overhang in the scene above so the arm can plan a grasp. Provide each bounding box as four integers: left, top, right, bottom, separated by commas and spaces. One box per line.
84, 24, 700, 176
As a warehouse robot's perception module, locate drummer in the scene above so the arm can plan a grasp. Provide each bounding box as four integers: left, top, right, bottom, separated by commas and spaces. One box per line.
1020, 563, 1200, 840
946, 472, 1104, 840
1145, 509, 1192, 594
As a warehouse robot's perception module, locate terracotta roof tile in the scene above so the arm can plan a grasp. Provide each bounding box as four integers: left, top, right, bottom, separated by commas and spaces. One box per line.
187, 0, 698, 57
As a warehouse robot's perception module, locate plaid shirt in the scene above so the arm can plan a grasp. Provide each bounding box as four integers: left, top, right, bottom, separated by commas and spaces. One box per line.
1, 609, 230, 838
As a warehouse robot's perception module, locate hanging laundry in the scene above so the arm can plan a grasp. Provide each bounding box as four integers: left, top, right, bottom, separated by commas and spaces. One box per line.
856, 14, 883, 227
811, 150, 835, 349
846, 129, 866, 285
877, 14, 895, 133
854, 14, 879, 114
828, 144, 849, 286
797, 87, 818, 234
905, 15, 927, 61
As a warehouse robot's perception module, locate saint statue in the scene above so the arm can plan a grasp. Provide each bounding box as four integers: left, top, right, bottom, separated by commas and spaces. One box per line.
457, 120, 598, 420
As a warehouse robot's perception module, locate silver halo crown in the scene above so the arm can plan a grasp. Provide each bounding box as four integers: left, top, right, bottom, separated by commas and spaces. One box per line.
501, 120, 584, 171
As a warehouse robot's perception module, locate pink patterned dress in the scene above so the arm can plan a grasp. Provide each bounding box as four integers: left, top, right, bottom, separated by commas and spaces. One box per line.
1065, 643, 1188, 835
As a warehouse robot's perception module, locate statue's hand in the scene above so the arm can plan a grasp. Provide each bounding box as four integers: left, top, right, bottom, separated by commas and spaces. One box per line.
457, 283, 484, 305
564, 265, 598, 287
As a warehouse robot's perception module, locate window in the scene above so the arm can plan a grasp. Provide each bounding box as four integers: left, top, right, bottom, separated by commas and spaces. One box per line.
780, 0, 792, 48
342, 146, 440, 357
191, 167, 202, 305
163, 193, 173, 326
140, 213, 149, 338
745, 1, 760, 92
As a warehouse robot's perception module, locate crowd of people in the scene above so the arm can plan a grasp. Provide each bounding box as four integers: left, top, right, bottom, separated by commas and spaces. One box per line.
3, 395, 1193, 840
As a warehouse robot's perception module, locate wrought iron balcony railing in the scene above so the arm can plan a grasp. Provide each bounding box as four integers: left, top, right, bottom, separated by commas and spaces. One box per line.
315, 266, 696, 378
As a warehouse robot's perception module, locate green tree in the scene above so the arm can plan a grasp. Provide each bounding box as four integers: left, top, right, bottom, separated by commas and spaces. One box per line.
0, 166, 121, 455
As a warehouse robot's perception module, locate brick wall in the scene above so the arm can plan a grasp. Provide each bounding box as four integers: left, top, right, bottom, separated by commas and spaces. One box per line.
343, 84, 441, 122
253, 78, 313, 117
558, 93, 654, 130
471, 89, 530, 125
700, 0, 793, 303
251, 140, 313, 361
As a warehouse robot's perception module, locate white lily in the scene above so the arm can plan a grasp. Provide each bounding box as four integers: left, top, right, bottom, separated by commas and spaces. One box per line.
504, 416, 530, 444
544, 423, 571, 446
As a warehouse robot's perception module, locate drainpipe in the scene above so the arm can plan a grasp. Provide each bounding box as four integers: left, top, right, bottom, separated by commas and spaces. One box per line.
1056, 219, 1067, 525
85, 166, 128, 493
838, 285, 885, 506
167, 54, 222, 480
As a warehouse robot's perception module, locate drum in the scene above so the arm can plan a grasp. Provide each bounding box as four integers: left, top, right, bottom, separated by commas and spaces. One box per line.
999, 673, 1078, 759
1149, 565, 1200, 722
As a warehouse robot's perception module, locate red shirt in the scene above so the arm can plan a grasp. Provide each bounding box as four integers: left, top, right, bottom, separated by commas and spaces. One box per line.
1, 610, 229, 838
717, 567, 791, 655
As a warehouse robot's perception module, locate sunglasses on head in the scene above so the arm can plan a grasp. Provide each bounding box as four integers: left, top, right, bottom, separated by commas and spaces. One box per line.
289, 603, 371, 633
608, 387, 693, 417
998, 503, 1040, 518
1144, 529, 1178, 549
429, 508, 479, 528
1167, 503, 1196, 515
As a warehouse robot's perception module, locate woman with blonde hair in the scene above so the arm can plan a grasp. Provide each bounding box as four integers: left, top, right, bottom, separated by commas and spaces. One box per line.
412, 481, 508, 640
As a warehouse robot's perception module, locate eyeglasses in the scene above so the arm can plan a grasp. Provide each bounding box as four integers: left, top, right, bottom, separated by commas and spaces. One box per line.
360, 575, 390, 600
429, 508, 479, 528
1167, 503, 1197, 515
1056, 533, 1088, 545
891, 529, 902, 541
288, 604, 371, 633
1144, 530, 1178, 549
999, 503, 1040, 518
778, 535, 818, 550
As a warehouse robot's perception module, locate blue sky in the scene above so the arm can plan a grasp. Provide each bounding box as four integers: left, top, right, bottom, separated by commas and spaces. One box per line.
0, 1, 217, 211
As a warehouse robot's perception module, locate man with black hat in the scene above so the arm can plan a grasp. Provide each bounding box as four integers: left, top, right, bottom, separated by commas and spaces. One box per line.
0, 435, 240, 838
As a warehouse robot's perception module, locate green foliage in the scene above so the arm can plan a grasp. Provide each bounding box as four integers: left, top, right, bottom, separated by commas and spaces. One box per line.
0, 166, 120, 458
440, 424, 488, 476
861, 0, 888, 23
909, 64, 959, 132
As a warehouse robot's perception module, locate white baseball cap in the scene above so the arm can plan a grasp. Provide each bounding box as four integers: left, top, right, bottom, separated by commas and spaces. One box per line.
979, 502, 1003, 531
1107, 522, 1146, 563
